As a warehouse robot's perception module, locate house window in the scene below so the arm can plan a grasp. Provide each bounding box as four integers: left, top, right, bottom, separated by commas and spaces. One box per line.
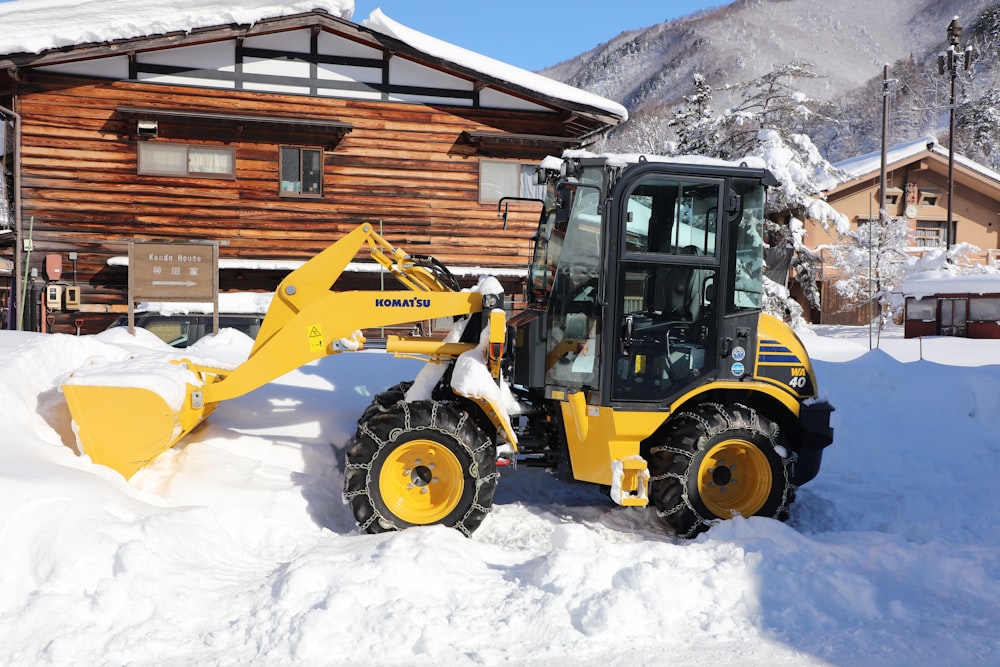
919, 188, 940, 207
969, 297, 1000, 321
280, 147, 323, 197
479, 160, 545, 203
138, 143, 235, 178
882, 187, 903, 206
915, 221, 945, 247
906, 297, 936, 320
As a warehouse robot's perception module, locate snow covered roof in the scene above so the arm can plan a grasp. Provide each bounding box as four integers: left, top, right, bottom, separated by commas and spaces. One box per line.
833, 135, 1000, 188
902, 270, 1000, 298
363, 10, 627, 122
0, 0, 353, 54
0, 0, 627, 124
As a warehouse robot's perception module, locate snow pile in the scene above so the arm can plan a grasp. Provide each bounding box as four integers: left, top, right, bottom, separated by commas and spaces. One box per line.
2, 324, 1000, 665
136, 291, 274, 316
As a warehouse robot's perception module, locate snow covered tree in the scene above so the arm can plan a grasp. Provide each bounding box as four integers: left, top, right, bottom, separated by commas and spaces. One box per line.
714, 61, 825, 160
825, 215, 912, 324
667, 73, 719, 156
606, 108, 675, 156
956, 89, 1000, 172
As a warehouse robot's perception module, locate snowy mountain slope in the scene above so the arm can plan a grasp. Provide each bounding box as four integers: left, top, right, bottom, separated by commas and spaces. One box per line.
542, 0, 991, 115
1, 325, 999, 665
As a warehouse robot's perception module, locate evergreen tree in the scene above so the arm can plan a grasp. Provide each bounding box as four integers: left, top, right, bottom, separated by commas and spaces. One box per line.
667, 74, 719, 155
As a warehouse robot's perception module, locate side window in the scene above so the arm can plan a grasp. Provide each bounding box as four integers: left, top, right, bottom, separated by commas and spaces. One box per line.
624, 179, 718, 256
612, 262, 718, 402
280, 146, 323, 198
479, 160, 545, 203
138, 143, 235, 178
730, 180, 766, 311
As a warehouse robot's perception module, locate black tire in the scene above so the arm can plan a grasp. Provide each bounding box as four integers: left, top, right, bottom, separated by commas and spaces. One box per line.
647, 402, 793, 538
356, 381, 414, 425
343, 400, 498, 536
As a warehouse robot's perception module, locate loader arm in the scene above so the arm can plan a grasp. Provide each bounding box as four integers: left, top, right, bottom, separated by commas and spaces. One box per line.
251, 222, 456, 357
62, 222, 496, 479
210, 222, 481, 403
203, 289, 484, 403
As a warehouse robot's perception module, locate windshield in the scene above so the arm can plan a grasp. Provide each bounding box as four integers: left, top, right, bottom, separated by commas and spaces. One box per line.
527, 166, 604, 306
541, 167, 605, 389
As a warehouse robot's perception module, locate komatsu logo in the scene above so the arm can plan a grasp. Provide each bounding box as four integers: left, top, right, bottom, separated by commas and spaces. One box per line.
375, 297, 432, 308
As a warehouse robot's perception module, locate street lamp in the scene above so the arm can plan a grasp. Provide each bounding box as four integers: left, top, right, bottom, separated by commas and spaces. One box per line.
937, 17, 973, 251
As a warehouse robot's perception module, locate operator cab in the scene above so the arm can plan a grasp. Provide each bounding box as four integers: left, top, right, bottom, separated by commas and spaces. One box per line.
515, 155, 776, 409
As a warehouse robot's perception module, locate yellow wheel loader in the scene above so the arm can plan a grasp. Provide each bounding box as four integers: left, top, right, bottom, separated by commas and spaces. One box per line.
62, 154, 834, 538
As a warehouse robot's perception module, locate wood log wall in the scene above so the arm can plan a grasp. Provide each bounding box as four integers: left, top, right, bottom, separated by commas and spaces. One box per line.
15, 73, 563, 334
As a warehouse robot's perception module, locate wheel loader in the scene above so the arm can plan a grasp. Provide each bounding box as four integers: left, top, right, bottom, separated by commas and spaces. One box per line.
62, 154, 834, 538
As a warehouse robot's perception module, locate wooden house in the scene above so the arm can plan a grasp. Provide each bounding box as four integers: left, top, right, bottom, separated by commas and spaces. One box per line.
0, 3, 626, 334
799, 137, 1000, 325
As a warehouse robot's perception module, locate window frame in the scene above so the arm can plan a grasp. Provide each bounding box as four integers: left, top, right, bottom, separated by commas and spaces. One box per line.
478, 159, 545, 204
137, 142, 236, 179
279, 145, 325, 199
914, 220, 945, 248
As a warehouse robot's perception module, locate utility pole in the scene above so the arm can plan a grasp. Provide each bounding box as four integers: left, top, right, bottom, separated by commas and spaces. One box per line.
938, 17, 973, 251
873, 63, 890, 349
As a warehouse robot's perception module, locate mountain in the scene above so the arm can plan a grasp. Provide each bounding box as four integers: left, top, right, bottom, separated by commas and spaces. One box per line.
542, 0, 994, 158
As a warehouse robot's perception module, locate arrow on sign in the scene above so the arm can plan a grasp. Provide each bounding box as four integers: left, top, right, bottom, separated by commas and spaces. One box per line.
152, 280, 199, 287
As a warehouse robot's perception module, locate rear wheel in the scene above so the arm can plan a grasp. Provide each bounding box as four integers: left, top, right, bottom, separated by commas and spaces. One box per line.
647, 402, 792, 538
344, 400, 498, 536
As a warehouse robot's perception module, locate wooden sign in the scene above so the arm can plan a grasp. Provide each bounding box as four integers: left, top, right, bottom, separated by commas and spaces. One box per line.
129, 241, 218, 302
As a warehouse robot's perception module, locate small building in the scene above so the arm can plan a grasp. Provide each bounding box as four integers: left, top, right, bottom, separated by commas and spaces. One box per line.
902, 272, 1000, 339
0, 1, 626, 334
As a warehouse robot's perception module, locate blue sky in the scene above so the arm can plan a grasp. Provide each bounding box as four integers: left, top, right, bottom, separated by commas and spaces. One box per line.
353, 1, 725, 71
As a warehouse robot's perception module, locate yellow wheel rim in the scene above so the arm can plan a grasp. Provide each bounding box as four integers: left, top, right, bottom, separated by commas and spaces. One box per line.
697, 439, 772, 518
378, 439, 466, 525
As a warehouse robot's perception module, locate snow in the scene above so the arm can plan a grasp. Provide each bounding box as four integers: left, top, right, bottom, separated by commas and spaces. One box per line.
834, 136, 1000, 188
0, 0, 353, 54
903, 270, 1000, 298
363, 9, 628, 121
136, 291, 274, 316
3, 322, 1000, 665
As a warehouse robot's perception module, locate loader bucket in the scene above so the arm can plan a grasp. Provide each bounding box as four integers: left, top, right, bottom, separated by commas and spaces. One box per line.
63, 374, 220, 480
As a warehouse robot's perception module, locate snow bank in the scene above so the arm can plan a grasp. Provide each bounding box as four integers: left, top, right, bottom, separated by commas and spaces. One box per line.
3, 323, 1000, 665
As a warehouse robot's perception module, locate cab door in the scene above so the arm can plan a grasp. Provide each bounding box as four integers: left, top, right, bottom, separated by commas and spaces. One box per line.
609, 173, 723, 405
606, 170, 769, 407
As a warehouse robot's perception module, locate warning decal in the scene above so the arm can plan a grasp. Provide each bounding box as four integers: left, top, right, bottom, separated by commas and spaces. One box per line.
308, 325, 324, 352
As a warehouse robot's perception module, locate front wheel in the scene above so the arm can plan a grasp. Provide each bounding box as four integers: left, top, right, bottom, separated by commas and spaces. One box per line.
647, 402, 793, 538
344, 400, 498, 536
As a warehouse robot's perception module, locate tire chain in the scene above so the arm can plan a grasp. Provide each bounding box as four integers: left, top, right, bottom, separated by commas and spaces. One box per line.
344, 399, 498, 535
647, 402, 794, 538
